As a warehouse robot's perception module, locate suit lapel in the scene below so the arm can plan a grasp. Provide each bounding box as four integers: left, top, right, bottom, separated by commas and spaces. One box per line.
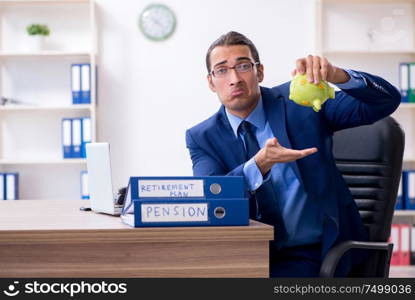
261, 87, 303, 184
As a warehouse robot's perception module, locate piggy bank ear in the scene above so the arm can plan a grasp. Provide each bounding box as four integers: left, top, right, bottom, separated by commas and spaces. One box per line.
312, 99, 322, 112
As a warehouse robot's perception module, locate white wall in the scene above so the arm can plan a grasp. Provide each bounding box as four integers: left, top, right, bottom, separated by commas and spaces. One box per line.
95, 0, 316, 189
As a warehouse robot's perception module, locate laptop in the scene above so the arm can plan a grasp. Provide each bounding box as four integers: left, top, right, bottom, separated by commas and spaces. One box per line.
86, 142, 123, 215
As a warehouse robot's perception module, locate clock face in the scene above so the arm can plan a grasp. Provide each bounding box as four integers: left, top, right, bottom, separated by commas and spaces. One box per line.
139, 4, 176, 41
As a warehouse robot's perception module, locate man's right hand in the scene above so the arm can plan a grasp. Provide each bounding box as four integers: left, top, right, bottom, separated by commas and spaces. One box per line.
254, 138, 318, 176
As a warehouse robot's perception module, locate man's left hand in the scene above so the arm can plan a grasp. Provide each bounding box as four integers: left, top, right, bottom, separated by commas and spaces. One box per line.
291, 55, 350, 85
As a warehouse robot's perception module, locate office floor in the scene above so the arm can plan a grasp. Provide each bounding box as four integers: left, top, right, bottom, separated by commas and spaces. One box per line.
389, 266, 415, 278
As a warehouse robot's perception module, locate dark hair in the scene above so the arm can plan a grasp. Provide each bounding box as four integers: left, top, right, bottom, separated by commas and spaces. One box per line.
206, 31, 260, 74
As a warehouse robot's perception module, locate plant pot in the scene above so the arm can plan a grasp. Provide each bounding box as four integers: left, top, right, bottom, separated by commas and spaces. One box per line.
26, 35, 45, 52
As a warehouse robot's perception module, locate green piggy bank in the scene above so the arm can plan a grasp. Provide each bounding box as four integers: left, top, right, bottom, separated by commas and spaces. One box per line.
289, 74, 335, 112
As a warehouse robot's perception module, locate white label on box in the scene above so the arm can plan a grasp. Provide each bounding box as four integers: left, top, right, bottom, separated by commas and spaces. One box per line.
409, 172, 415, 198
400, 64, 408, 90
6, 174, 15, 200
72, 65, 80, 91
391, 227, 399, 252
141, 203, 208, 222
410, 64, 415, 89
0, 174, 4, 200
81, 64, 90, 91
401, 226, 409, 251
138, 180, 204, 197
72, 119, 82, 146
82, 118, 91, 142
411, 227, 415, 252
62, 120, 71, 146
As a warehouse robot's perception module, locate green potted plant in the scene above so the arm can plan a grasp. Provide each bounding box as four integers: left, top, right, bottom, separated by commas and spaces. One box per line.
26, 24, 50, 52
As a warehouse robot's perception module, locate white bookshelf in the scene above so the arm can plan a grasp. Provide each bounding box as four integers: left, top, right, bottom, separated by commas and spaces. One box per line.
316, 0, 415, 168
0, 0, 97, 200
316, 0, 415, 226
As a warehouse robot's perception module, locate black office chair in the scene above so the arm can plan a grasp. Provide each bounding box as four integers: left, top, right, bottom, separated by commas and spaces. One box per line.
319, 116, 405, 277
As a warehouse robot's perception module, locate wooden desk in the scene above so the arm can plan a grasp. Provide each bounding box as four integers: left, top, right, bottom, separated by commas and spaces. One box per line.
0, 200, 274, 278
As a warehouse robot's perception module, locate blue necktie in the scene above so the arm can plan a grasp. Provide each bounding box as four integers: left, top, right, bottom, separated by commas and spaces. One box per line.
239, 120, 260, 160
238, 120, 261, 219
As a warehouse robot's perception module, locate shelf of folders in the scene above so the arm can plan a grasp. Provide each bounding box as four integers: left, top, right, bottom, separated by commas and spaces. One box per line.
399, 62, 415, 103
393, 170, 415, 266
71, 63, 91, 105
389, 223, 415, 267
0, 173, 18, 200
396, 170, 415, 210
61, 117, 91, 159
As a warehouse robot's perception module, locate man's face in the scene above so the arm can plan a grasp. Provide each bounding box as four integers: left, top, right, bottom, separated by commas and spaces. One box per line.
207, 45, 264, 118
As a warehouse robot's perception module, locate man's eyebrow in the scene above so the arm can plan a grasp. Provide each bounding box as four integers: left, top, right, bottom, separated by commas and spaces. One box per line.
212, 57, 252, 69
213, 60, 227, 69
236, 57, 252, 62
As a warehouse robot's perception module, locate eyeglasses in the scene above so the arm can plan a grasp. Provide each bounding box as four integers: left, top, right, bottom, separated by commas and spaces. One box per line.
210, 61, 259, 78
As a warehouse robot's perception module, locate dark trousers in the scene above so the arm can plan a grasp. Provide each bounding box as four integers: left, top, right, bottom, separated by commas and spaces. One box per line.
269, 242, 353, 277
270, 243, 322, 277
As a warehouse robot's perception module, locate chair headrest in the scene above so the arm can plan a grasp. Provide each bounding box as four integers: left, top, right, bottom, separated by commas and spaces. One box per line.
333, 117, 404, 163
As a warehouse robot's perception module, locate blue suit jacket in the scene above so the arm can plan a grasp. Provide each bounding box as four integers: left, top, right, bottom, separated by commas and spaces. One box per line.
186, 71, 400, 267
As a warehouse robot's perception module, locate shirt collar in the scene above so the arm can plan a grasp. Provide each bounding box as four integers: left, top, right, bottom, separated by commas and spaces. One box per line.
225, 95, 266, 137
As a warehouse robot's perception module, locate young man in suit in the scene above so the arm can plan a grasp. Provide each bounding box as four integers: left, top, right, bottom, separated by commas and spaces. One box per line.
185, 31, 400, 277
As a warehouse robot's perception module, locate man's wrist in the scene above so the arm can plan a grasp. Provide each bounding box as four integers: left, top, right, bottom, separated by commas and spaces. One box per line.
243, 158, 265, 191
329, 68, 350, 84
254, 153, 272, 176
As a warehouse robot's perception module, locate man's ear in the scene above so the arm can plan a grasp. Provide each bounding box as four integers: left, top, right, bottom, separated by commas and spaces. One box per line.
257, 64, 264, 83
207, 74, 217, 92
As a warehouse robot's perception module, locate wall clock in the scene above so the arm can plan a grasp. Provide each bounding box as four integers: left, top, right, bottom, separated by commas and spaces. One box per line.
139, 4, 176, 41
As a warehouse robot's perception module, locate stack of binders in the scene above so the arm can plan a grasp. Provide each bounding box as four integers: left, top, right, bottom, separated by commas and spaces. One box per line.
71, 63, 91, 104
0, 173, 19, 200
121, 176, 249, 227
399, 62, 415, 103
390, 223, 415, 266
396, 170, 415, 210
62, 117, 91, 159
